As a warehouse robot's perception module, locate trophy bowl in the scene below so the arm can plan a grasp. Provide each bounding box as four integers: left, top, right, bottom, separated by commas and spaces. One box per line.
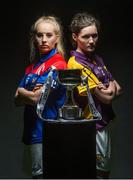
57, 69, 82, 86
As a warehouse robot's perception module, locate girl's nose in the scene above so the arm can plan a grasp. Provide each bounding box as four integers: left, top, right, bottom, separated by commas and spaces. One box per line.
89, 36, 94, 43
42, 35, 47, 42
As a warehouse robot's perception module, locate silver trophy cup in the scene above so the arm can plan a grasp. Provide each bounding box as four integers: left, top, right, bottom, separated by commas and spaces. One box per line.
57, 69, 82, 120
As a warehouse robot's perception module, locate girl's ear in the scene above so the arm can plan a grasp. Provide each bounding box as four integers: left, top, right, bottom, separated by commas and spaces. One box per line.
72, 33, 77, 42
56, 35, 59, 43
54, 36, 59, 47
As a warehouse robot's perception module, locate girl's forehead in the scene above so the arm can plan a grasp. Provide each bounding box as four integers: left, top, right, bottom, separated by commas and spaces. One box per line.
36, 22, 55, 32
79, 25, 98, 35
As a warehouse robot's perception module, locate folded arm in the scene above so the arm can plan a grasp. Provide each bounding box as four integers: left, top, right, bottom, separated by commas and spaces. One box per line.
14, 85, 42, 106
93, 80, 122, 104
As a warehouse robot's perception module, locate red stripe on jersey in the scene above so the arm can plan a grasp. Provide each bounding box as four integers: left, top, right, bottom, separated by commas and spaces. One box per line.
25, 54, 67, 75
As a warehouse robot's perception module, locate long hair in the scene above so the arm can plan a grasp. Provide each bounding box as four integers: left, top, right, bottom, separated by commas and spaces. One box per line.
29, 15, 65, 62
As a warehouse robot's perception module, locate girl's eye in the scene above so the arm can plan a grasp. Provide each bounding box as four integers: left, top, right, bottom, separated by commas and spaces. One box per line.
36, 33, 42, 38
46, 33, 53, 38
82, 35, 90, 39
92, 33, 98, 39
82, 33, 98, 39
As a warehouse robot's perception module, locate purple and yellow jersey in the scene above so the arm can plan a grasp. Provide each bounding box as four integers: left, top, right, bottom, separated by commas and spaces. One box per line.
68, 56, 100, 119
68, 56, 100, 96
68, 53, 115, 129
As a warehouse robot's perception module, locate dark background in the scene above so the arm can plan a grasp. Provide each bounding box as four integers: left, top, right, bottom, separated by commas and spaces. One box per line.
0, 0, 133, 178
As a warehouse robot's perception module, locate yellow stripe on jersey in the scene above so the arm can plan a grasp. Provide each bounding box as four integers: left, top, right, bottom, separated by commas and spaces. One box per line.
67, 56, 100, 96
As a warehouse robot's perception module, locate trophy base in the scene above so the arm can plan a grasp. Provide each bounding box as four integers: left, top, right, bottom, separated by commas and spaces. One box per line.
58, 106, 82, 120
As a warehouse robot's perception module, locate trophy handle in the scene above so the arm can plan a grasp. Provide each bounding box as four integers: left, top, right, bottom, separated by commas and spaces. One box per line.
36, 66, 55, 120
81, 76, 102, 121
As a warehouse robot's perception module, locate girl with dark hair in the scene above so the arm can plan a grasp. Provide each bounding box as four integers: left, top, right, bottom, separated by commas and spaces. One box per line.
68, 12, 123, 178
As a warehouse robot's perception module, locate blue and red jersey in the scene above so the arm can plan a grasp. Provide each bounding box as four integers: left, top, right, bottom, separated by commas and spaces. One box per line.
19, 49, 67, 144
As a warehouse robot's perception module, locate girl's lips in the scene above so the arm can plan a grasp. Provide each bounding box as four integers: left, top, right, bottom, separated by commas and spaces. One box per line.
41, 45, 49, 48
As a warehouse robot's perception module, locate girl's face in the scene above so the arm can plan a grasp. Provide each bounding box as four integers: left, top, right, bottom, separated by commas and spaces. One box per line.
72, 24, 98, 55
35, 21, 59, 55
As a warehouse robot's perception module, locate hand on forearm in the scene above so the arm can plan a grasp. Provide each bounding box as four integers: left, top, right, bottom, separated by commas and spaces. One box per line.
97, 83, 108, 90
113, 80, 123, 96
33, 84, 43, 92
94, 88, 113, 104
15, 87, 42, 106
100, 81, 116, 96
94, 82, 116, 104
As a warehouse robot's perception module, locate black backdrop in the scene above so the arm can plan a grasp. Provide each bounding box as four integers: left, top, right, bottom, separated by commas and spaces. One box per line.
0, 0, 133, 178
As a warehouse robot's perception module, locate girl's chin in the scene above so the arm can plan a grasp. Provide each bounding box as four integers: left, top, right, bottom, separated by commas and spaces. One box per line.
40, 49, 50, 55
83, 49, 95, 55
